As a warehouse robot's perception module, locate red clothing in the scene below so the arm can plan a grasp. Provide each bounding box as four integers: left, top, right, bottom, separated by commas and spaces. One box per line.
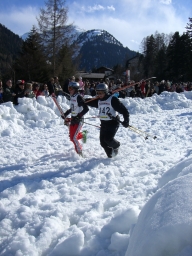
33, 89, 41, 98
140, 81, 146, 96
69, 123, 83, 154
64, 92, 89, 154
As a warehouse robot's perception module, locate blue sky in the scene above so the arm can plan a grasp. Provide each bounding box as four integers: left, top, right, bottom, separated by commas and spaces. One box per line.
0, 0, 192, 51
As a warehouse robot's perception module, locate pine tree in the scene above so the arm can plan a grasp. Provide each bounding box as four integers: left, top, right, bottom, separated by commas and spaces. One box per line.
141, 35, 156, 77
57, 44, 77, 84
179, 33, 192, 81
14, 26, 50, 82
185, 17, 192, 80
0, 23, 23, 83
166, 32, 184, 81
37, 0, 74, 76
186, 17, 192, 39
153, 32, 170, 80
154, 44, 167, 81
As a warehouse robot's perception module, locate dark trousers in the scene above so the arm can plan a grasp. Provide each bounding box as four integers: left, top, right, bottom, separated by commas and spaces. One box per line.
100, 120, 120, 157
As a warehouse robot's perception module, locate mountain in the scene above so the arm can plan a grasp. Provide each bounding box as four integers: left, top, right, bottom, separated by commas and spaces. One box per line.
73, 29, 137, 71
21, 32, 30, 41
0, 23, 23, 77
21, 28, 138, 72
0, 23, 137, 80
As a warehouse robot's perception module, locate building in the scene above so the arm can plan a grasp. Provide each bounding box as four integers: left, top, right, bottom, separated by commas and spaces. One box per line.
75, 67, 114, 82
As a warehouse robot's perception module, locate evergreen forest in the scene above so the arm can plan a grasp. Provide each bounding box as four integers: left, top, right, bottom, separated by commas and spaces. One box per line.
0, 10, 192, 85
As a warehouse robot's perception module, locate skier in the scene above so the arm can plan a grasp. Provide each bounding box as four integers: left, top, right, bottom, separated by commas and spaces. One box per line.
86, 83, 129, 158
62, 82, 89, 156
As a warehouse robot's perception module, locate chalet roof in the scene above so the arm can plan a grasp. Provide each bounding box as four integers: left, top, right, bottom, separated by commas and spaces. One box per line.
75, 72, 105, 80
96, 66, 114, 72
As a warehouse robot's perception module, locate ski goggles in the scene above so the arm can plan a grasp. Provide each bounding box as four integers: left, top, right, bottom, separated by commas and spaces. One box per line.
68, 86, 75, 91
96, 91, 105, 95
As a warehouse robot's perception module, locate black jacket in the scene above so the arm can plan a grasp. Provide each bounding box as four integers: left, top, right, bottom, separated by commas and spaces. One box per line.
13, 86, 25, 105
3, 86, 15, 102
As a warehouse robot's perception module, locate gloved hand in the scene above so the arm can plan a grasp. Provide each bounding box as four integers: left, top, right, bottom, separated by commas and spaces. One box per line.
73, 115, 80, 121
61, 115, 65, 120
107, 113, 116, 120
108, 113, 120, 122
64, 118, 71, 126
121, 120, 129, 128
76, 114, 82, 120
71, 114, 82, 125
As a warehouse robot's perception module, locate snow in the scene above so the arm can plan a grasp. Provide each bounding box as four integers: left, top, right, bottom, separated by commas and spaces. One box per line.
0, 91, 192, 256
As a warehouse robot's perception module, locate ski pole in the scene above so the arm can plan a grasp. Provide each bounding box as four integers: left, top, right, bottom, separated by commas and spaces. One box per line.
84, 116, 99, 119
128, 125, 157, 140
127, 125, 149, 140
52, 96, 65, 116
108, 114, 157, 140
116, 119, 150, 140
83, 121, 101, 129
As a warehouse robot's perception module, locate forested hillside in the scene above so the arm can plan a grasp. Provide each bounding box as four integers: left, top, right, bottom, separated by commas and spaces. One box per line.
73, 29, 137, 71
0, 24, 23, 79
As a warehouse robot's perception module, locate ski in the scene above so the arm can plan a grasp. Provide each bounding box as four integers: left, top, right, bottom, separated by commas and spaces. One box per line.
85, 77, 156, 103
52, 96, 65, 117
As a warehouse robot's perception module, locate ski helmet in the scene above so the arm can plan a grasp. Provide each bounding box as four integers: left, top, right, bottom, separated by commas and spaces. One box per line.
68, 81, 79, 90
95, 83, 108, 93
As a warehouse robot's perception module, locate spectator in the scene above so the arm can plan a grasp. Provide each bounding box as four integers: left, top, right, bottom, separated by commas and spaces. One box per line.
165, 82, 172, 92
54, 76, 63, 96
71, 76, 75, 82
63, 78, 70, 94
187, 82, 192, 91
135, 84, 143, 98
145, 81, 151, 97
105, 77, 109, 85
47, 77, 55, 95
140, 80, 146, 98
159, 80, 166, 94
171, 83, 176, 92
40, 83, 49, 97
14, 80, 25, 104
167, 80, 171, 89
115, 80, 126, 98
78, 77, 85, 96
33, 83, 41, 98
147, 87, 156, 97
90, 83, 96, 96
126, 81, 135, 98
25, 83, 36, 98
176, 84, 183, 93
3, 79, 16, 103
154, 82, 159, 94
183, 83, 188, 91
0, 80, 4, 103
84, 81, 91, 95
108, 81, 113, 93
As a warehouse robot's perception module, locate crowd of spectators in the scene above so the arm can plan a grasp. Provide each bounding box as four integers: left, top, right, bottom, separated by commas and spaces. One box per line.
69, 78, 192, 99
0, 78, 55, 105
0, 76, 192, 105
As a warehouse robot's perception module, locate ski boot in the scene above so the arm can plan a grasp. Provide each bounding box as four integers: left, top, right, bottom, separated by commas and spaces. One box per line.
82, 130, 88, 143
112, 147, 119, 157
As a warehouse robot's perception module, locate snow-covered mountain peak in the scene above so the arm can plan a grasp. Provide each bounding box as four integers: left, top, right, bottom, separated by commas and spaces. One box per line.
75, 29, 123, 47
